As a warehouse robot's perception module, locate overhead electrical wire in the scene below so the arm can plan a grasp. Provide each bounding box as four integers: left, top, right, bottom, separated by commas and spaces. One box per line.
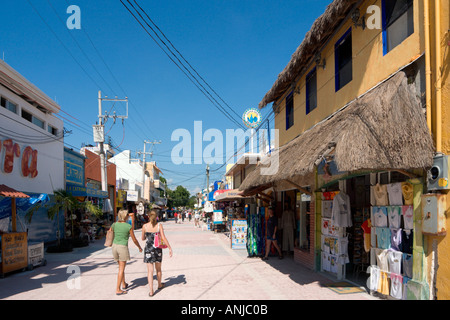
120, 0, 246, 130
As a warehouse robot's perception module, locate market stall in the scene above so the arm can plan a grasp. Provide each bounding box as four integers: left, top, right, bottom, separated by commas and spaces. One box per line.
0, 184, 31, 278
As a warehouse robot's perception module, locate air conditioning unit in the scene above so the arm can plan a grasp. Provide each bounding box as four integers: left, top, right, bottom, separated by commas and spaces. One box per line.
427, 154, 449, 191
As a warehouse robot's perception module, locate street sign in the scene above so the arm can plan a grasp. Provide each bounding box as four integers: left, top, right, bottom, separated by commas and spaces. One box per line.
93, 125, 104, 143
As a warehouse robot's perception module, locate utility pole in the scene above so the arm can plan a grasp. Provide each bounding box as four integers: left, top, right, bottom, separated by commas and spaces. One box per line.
94, 90, 128, 205
206, 164, 210, 192
137, 140, 161, 202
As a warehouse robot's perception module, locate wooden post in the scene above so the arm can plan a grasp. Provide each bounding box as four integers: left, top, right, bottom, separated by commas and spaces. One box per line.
11, 197, 16, 232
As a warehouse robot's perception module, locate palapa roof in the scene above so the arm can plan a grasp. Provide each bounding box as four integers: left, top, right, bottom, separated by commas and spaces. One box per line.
239, 72, 435, 193
259, 0, 359, 109
0, 184, 30, 198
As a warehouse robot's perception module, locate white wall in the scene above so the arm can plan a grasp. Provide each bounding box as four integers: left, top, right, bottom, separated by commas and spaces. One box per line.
0, 86, 64, 194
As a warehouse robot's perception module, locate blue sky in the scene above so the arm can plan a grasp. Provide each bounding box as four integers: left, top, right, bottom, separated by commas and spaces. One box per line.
1, 0, 329, 194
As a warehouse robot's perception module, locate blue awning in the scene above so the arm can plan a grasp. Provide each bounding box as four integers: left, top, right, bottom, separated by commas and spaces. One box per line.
0, 193, 50, 220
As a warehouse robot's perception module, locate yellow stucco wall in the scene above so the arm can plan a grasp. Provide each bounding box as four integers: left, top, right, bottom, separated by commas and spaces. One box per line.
275, 0, 424, 147
426, 0, 450, 301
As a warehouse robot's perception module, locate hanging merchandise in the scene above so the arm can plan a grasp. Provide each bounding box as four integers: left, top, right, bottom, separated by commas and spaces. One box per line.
401, 182, 414, 205
402, 205, 414, 230
390, 273, 403, 300
387, 206, 402, 229
387, 182, 403, 205
372, 206, 388, 227
361, 218, 372, 252
331, 192, 352, 227
372, 183, 389, 206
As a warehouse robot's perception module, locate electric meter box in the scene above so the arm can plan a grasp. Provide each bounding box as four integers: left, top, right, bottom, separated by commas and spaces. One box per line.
427, 154, 450, 191
421, 193, 447, 236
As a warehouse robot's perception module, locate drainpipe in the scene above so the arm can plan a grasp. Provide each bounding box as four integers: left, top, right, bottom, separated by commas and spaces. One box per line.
435, 0, 442, 153
424, 0, 432, 134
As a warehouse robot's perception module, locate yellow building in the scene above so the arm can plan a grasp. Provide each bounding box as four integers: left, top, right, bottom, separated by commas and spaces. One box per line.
240, 0, 449, 300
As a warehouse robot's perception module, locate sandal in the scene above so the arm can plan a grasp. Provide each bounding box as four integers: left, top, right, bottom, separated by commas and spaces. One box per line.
158, 283, 165, 290
116, 291, 127, 296
149, 292, 154, 297
123, 283, 129, 290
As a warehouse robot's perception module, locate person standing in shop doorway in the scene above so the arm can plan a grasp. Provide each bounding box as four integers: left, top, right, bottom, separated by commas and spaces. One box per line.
262, 206, 283, 260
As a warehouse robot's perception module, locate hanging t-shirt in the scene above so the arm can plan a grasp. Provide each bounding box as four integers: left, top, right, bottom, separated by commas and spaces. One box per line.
378, 271, 390, 295
387, 182, 403, 205
376, 227, 391, 249
322, 200, 333, 218
402, 277, 411, 300
390, 273, 403, 299
375, 248, 389, 272
361, 219, 372, 253
373, 206, 388, 227
402, 253, 413, 278
387, 250, 402, 274
388, 206, 402, 229
369, 266, 380, 291
402, 205, 414, 230
401, 182, 414, 205
373, 183, 389, 206
331, 192, 352, 228
390, 228, 402, 251
401, 229, 414, 254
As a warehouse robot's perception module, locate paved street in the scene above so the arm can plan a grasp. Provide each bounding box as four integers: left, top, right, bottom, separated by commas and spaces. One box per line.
0, 219, 376, 300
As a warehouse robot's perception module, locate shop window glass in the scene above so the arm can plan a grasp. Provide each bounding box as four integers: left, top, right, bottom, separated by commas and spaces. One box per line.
306, 68, 317, 114
285, 92, 294, 130
335, 28, 353, 92
22, 109, 32, 122
32, 116, 45, 129
382, 0, 414, 55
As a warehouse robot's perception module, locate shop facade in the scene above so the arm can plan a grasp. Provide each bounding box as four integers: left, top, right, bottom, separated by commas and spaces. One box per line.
0, 59, 65, 244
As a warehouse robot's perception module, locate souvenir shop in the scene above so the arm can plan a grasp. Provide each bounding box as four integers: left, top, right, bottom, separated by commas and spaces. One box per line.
318, 168, 428, 299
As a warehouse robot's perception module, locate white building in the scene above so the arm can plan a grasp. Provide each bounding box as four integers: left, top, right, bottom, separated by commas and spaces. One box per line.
109, 150, 144, 199
0, 59, 64, 194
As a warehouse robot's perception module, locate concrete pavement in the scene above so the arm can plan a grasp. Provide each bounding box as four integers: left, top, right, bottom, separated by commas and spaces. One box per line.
0, 219, 377, 300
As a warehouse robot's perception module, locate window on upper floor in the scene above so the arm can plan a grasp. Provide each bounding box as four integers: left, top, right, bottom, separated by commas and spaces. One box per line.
1, 96, 17, 114
22, 109, 45, 129
48, 124, 58, 136
382, 0, 414, 55
306, 68, 317, 114
335, 28, 353, 92
286, 92, 294, 130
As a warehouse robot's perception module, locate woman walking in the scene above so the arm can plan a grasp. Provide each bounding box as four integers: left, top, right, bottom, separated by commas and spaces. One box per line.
142, 210, 173, 297
112, 209, 142, 295
262, 206, 283, 260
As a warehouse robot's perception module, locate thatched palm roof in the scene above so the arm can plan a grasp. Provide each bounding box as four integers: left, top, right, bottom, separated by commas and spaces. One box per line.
259, 0, 359, 109
240, 72, 435, 193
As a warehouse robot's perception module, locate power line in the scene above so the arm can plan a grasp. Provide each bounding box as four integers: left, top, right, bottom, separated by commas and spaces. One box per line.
120, 0, 246, 130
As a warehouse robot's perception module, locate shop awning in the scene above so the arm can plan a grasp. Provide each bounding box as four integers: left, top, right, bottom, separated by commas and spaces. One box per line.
239, 72, 435, 194
215, 189, 249, 202
0, 184, 30, 198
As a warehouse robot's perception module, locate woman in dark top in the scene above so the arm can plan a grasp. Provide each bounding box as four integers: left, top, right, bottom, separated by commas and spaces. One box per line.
142, 210, 173, 297
262, 207, 283, 260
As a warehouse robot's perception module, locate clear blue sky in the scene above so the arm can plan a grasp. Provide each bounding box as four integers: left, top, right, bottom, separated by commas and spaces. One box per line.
1, 0, 329, 194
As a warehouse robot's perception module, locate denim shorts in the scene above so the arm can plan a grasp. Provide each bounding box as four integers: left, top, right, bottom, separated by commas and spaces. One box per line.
267, 235, 277, 241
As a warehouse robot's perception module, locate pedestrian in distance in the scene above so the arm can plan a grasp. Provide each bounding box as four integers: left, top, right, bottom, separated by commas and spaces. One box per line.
174, 212, 178, 224
262, 206, 283, 260
142, 210, 173, 297
112, 209, 143, 295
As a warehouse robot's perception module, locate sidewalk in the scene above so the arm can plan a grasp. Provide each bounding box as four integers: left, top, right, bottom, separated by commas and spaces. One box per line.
0, 219, 377, 300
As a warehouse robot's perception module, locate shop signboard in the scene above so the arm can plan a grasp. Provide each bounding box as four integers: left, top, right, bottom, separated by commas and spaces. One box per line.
231, 219, 247, 250
126, 190, 138, 202
213, 210, 223, 224
1, 232, 28, 274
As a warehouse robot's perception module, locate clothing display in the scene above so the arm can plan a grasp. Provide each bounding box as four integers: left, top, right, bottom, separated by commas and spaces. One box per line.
369, 266, 380, 291
373, 183, 389, 206
390, 273, 403, 299
387, 250, 402, 274
372, 206, 388, 227
376, 227, 391, 249
387, 206, 402, 229
387, 182, 403, 206
361, 219, 372, 253
322, 200, 333, 218
375, 248, 389, 271
402, 254, 413, 278
331, 192, 352, 227
402, 205, 414, 230
378, 271, 390, 295
390, 228, 402, 251
401, 182, 414, 205
401, 229, 413, 254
